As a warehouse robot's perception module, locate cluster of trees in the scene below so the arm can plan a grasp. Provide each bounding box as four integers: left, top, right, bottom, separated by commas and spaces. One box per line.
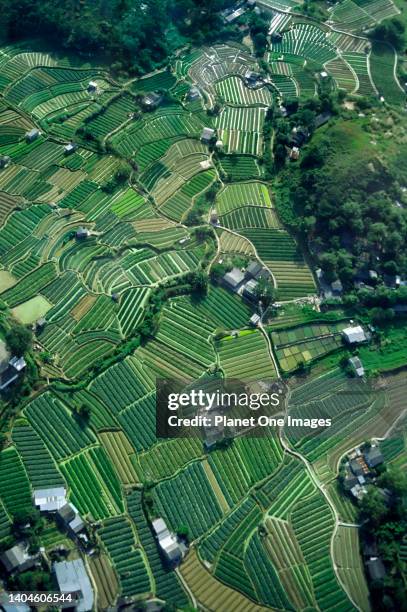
370, 17, 406, 52
359, 466, 407, 609
5, 324, 32, 357
279, 120, 407, 289
1, 0, 240, 75
271, 93, 338, 171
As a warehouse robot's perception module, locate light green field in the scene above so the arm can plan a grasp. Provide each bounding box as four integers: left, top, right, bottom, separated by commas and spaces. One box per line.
0, 270, 16, 292
12, 295, 52, 324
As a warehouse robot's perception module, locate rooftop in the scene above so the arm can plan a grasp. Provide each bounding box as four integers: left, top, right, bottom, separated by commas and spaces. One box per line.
201, 127, 215, 142
34, 487, 66, 512
54, 559, 94, 612
364, 446, 384, 468
223, 267, 245, 290
342, 326, 366, 344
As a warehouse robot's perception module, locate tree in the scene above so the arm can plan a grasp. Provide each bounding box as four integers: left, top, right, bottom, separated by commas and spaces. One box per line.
188, 271, 208, 295
359, 488, 388, 527
369, 18, 405, 51
5, 325, 32, 357
254, 277, 276, 307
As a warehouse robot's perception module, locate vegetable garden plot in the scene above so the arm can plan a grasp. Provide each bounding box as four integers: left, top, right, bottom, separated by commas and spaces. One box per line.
0, 447, 32, 516
24, 393, 95, 461
219, 155, 261, 179
342, 53, 376, 96
270, 23, 337, 66
370, 42, 404, 104
60, 447, 123, 519
111, 111, 203, 158
139, 438, 203, 481
324, 57, 358, 92
98, 517, 152, 597
264, 517, 315, 609
217, 330, 277, 380
220, 206, 280, 230
291, 493, 354, 610
240, 228, 316, 299
153, 461, 224, 539
215, 76, 272, 106
328, 0, 399, 32
84, 94, 135, 139
90, 357, 154, 415
217, 182, 272, 214
127, 490, 189, 607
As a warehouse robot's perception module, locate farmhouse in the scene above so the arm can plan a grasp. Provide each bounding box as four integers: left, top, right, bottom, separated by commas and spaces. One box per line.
246, 261, 263, 279
76, 227, 90, 240
222, 267, 245, 292
215, 139, 223, 150
314, 112, 332, 129
200, 159, 212, 170
366, 557, 386, 581
245, 70, 262, 88
34, 487, 66, 512
201, 127, 216, 144
187, 87, 200, 101
271, 32, 283, 43
87, 80, 98, 92
348, 356, 364, 377
0, 155, 11, 169
54, 559, 94, 612
331, 279, 343, 295
152, 518, 184, 565
343, 468, 358, 490
25, 128, 40, 142
250, 313, 260, 327
142, 92, 164, 110
35, 318, 46, 333
64, 142, 78, 155
349, 458, 366, 478
290, 146, 300, 161
210, 210, 218, 225
364, 446, 384, 469
0, 357, 26, 392
0, 543, 37, 574
223, 6, 246, 23
57, 502, 85, 535
342, 325, 366, 344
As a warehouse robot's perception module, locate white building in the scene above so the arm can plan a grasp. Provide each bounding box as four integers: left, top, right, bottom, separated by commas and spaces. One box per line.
342, 325, 367, 344
152, 518, 183, 565
348, 356, 364, 377
34, 487, 66, 512
201, 127, 215, 144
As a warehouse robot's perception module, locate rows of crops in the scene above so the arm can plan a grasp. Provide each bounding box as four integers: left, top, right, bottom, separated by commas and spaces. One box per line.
217, 330, 277, 380
98, 517, 151, 597
240, 228, 316, 299
12, 422, 65, 489
0, 447, 32, 515
154, 461, 224, 539
271, 320, 347, 371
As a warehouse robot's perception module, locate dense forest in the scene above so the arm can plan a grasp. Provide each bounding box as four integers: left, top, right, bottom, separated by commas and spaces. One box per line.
0, 0, 238, 74
276, 113, 407, 291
